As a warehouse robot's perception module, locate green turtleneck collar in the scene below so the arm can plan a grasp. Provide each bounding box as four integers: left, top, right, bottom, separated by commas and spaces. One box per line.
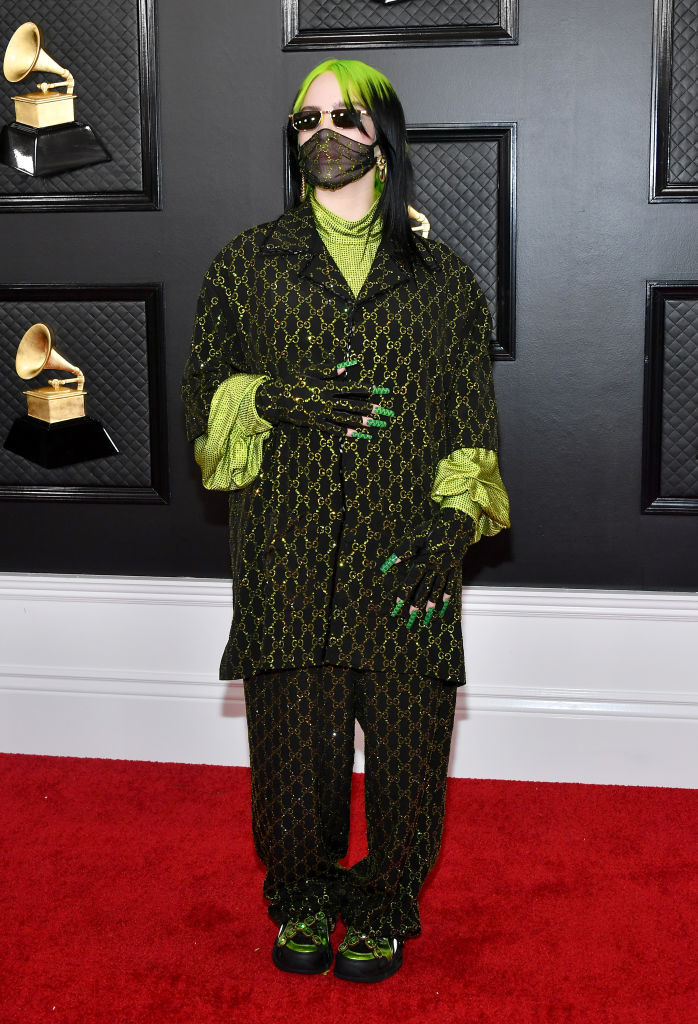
309, 188, 383, 239
308, 188, 383, 296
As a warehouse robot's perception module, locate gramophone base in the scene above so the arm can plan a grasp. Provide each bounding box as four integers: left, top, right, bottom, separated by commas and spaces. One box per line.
0, 121, 111, 177
4, 415, 119, 468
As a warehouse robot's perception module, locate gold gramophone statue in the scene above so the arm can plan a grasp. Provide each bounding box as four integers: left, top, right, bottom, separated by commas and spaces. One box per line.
0, 22, 109, 176
407, 205, 430, 238
17, 322, 86, 422
3, 322, 118, 468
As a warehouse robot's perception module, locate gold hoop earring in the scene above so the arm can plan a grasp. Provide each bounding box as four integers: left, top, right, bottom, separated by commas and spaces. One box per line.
376, 154, 387, 183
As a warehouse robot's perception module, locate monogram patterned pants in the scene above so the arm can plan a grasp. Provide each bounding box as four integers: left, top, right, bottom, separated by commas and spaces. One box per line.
242, 663, 458, 940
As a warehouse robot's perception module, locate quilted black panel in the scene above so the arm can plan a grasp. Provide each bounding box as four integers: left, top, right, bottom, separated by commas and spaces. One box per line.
668, 0, 698, 183
299, 0, 500, 32
0, 0, 148, 197
0, 296, 155, 489
661, 298, 698, 496
409, 136, 499, 336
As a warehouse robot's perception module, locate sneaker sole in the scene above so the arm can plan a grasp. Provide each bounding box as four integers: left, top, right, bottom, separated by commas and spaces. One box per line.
333, 944, 403, 983
272, 941, 334, 975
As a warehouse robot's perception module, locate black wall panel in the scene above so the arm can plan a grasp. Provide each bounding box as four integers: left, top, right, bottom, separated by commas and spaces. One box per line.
642, 282, 698, 513
0, 0, 159, 209
1, 0, 696, 589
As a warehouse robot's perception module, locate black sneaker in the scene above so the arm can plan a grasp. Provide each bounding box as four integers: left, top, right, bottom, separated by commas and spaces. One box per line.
271, 910, 335, 974
333, 925, 403, 983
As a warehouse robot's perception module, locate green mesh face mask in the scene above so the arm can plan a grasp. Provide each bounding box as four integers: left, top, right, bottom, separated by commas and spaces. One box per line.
299, 128, 377, 190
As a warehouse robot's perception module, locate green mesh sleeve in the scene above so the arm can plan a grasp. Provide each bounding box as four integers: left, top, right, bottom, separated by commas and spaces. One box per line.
193, 373, 273, 490
430, 446, 510, 544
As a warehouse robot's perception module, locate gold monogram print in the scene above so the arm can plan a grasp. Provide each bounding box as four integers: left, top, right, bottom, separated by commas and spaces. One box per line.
181, 200, 507, 688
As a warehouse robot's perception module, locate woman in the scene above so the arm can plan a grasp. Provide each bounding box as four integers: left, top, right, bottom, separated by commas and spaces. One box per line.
181, 58, 510, 983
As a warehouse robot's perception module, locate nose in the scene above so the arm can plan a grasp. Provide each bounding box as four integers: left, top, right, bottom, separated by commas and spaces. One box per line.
302, 109, 339, 142
298, 110, 329, 141
309, 109, 334, 136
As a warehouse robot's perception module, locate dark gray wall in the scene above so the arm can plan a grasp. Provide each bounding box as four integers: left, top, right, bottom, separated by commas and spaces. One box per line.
2, 0, 697, 589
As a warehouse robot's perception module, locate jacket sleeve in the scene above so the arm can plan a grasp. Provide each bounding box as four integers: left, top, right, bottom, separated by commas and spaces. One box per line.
429, 264, 511, 543
181, 245, 273, 490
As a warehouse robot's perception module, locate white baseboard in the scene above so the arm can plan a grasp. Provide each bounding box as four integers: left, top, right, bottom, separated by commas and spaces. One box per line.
1, 573, 696, 787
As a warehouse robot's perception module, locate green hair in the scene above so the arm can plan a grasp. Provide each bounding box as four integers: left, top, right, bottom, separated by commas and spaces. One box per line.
292, 59, 393, 115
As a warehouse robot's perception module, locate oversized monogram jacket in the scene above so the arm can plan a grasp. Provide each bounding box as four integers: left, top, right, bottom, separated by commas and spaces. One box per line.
181, 200, 510, 685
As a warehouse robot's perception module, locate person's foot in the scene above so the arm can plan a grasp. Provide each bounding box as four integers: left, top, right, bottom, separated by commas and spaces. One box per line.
333, 925, 403, 983
271, 910, 335, 974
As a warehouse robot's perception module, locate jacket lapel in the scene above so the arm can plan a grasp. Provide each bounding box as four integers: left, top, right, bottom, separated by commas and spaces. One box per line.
260, 200, 438, 308
356, 242, 412, 305
302, 242, 356, 305
261, 202, 353, 304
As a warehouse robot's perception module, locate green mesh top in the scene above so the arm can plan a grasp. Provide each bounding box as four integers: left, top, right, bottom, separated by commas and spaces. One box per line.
192, 195, 510, 542
309, 187, 383, 298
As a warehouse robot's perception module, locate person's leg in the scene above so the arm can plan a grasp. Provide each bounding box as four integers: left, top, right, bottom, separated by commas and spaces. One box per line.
342, 668, 458, 942
243, 663, 356, 927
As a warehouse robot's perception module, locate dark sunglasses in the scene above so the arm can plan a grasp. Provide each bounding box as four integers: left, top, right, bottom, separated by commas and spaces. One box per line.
288, 106, 370, 133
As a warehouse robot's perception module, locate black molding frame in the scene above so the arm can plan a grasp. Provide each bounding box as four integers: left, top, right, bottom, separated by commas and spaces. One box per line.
642, 281, 698, 514
284, 122, 516, 360
0, 0, 161, 212
649, 0, 698, 202
281, 0, 518, 49
0, 283, 168, 503
407, 123, 516, 360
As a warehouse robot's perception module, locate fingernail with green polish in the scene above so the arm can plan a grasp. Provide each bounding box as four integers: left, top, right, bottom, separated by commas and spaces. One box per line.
367, 418, 386, 428
374, 407, 394, 417
372, 386, 390, 394
352, 431, 372, 440
390, 598, 405, 617
439, 597, 451, 617
406, 609, 419, 629
423, 607, 434, 627
380, 554, 399, 573
337, 359, 357, 369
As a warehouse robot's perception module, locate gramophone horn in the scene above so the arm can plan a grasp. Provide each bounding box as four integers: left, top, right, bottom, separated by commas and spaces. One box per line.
3, 22, 72, 87
15, 323, 81, 380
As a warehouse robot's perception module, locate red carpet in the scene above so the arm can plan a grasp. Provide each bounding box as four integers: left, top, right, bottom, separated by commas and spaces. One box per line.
0, 754, 695, 1024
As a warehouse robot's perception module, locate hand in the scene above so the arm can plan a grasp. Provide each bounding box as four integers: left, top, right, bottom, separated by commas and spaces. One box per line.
378, 507, 475, 629
254, 356, 394, 440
